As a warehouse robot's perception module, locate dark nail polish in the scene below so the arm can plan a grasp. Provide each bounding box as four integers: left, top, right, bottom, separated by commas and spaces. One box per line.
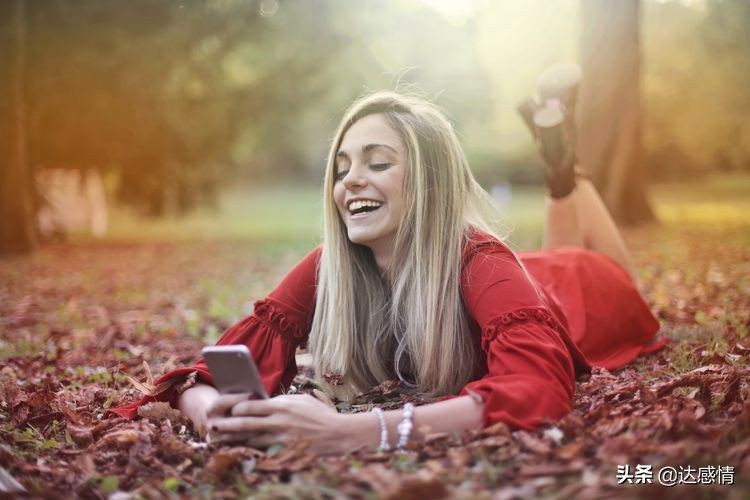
211, 425, 218, 432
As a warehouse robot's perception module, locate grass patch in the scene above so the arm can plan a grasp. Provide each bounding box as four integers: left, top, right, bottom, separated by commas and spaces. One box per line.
96, 173, 749, 248
651, 173, 750, 227
104, 185, 323, 243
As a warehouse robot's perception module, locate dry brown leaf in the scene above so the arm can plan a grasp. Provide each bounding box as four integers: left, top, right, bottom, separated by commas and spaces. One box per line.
66, 424, 94, 448
137, 402, 187, 424
383, 474, 450, 500
513, 431, 551, 455
255, 440, 317, 472
204, 448, 247, 480
518, 461, 584, 477
482, 420, 511, 437
125, 373, 178, 398
556, 440, 584, 460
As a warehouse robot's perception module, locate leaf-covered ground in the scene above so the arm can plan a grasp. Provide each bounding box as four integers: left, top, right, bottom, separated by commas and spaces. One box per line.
1, 221, 749, 498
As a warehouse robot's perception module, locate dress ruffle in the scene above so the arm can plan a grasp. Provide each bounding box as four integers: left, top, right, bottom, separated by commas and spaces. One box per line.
455, 317, 579, 430
252, 299, 306, 343
480, 306, 563, 351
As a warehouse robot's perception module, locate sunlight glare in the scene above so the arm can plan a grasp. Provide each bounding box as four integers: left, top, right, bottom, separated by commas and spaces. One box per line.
419, 0, 481, 25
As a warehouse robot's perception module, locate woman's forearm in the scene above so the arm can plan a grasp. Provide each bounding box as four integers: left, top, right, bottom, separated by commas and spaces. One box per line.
341, 395, 484, 451
177, 382, 220, 437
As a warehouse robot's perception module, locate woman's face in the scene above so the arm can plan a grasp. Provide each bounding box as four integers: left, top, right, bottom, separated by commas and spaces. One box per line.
333, 113, 407, 258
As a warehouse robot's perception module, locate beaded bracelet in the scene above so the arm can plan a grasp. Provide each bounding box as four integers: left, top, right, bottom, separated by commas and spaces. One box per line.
372, 407, 390, 452
396, 402, 414, 451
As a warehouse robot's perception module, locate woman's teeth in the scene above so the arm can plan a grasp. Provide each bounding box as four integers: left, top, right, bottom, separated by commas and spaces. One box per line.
348, 200, 383, 213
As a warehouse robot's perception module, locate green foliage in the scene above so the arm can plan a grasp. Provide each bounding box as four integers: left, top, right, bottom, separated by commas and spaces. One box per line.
4, 423, 62, 456
335, 401, 353, 413
98, 475, 119, 494
27, 0, 342, 215
163, 477, 180, 492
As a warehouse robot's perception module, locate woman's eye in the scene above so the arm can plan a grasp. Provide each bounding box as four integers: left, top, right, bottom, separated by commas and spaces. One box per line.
334, 163, 390, 182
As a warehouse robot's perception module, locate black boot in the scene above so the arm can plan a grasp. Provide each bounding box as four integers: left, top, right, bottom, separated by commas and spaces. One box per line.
517, 63, 582, 199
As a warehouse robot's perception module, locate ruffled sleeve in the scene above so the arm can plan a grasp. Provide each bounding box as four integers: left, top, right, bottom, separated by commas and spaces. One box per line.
109, 245, 322, 419
454, 231, 591, 430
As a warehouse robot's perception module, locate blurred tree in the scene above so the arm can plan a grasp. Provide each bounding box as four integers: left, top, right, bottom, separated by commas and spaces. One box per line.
641, 0, 750, 178
643, 0, 750, 179
17, 0, 498, 221
641, 0, 705, 179
578, 0, 655, 224
0, 0, 36, 254
25, 0, 340, 216
700, 0, 750, 171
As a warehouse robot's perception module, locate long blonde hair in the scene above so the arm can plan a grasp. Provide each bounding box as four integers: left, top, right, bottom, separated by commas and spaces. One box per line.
309, 91, 506, 399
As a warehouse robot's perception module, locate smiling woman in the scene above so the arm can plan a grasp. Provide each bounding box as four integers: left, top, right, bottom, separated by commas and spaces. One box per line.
110, 90, 667, 456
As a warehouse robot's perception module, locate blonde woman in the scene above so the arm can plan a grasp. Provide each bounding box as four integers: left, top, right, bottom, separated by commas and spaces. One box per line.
111, 91, 666, 455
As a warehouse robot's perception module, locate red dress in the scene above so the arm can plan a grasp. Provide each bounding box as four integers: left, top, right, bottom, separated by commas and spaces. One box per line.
110, 229, 667, 430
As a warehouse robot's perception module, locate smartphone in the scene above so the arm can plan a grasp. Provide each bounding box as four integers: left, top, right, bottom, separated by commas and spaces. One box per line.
201, 345, 268, 399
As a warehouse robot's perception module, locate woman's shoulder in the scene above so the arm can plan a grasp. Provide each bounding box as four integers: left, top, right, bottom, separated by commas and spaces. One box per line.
269, 244, 322, 295
462, 225, 516, 262
460, 225, 526, 287
293, 244, 323, 268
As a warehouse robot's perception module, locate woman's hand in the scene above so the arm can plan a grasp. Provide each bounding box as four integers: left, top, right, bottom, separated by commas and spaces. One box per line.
206, 393, 362, 455
177, 383, 220, 438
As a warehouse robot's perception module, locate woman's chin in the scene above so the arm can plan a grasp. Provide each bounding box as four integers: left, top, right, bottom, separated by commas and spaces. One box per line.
347, 231, 375, 247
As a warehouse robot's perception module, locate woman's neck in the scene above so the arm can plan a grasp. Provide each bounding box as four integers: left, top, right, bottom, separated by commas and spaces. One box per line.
367, 240, 394, 274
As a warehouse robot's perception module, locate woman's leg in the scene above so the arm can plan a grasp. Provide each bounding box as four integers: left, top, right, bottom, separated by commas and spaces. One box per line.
528, 63, 635, 279
542, 190, 584, 249
543, 176, 636, 279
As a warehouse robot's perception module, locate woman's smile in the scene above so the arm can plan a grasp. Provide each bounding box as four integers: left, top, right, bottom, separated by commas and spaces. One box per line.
347, 199, 384, 220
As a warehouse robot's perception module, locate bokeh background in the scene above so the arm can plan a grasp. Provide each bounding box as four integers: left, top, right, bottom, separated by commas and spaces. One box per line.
1, 0, 748, 251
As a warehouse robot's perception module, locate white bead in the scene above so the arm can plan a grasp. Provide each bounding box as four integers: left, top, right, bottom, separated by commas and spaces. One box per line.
396, 403, 415, 451
373, 407, 390, 452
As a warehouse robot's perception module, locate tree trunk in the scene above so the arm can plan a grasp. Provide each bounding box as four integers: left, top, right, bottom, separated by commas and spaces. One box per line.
0, 0, 35, 254
578, 0, 655, 225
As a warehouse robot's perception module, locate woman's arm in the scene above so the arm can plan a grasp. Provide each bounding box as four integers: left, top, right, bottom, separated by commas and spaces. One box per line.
177, 383, 220, 437
207, 392, 484, 454
341, 395, 484, 449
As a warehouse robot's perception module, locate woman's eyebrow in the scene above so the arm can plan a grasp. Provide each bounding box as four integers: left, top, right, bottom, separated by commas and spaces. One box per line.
336, 143, 398, 159
362, 143, 397, 154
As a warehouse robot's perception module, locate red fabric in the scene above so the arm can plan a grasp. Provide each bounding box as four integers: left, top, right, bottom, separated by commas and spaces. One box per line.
448, 230, 666, 429
109, 229, 667, 431
519, 247, 667, 369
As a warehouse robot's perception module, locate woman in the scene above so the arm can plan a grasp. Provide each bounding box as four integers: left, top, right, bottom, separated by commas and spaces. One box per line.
110, 91, 666, 455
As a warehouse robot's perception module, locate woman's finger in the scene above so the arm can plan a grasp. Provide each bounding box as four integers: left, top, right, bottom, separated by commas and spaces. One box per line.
210, 415, 275, 434
206, 393, 252, 418
230, 399, 277, 417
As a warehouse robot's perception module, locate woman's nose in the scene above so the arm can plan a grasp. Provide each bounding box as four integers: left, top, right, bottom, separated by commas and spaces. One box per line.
342, 164, 367, 189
